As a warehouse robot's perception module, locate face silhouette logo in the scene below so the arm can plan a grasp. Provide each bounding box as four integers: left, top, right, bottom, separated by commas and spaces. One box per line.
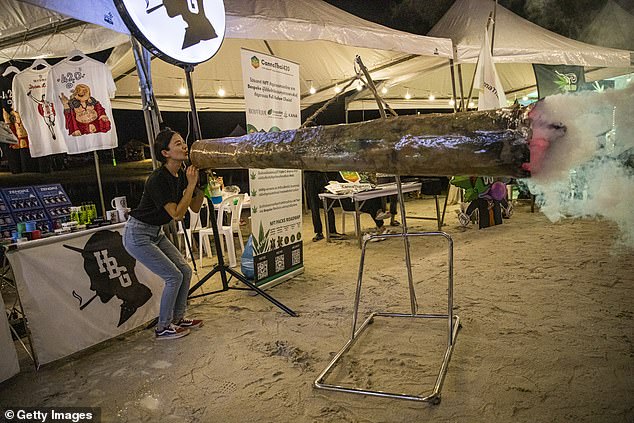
250, 56, 260, 69
146, 0, 218, 49
64, 230, 152, 327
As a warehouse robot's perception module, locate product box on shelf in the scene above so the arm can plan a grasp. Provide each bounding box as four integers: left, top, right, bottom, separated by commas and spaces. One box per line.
1, 187, 50, 235
0, 194, 14, 238
34, 184, 71, 229
11, 210, 50, 233
1, 187, 44, 212
34, 184, 71, 206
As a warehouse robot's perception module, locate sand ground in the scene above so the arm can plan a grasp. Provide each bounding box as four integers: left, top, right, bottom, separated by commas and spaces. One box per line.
1, 197, 632, 423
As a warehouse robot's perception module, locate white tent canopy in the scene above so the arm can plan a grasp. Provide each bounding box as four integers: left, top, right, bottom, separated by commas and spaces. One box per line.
0, 0, 129, 61
348, 0, 633, 111
1, 0, 454, 112
429, 0, 632, 67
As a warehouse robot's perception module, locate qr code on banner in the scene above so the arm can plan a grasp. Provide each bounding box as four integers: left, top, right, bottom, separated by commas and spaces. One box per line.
291, 249, 301, 266
257, 261, 268, 279
275, 255, 285, 273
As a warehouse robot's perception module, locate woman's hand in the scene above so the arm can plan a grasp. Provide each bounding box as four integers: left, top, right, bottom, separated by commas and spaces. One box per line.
186, 165, 199, 187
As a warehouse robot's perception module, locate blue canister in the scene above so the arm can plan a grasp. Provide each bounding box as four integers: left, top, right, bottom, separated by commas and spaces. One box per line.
25, 221, 37, 232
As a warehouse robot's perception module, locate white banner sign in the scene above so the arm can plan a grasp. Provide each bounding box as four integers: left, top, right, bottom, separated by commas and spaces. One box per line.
474, 26, 507, 110
0, 291, 19, 382
241, 49, 303, 285
7, 225, 164, 365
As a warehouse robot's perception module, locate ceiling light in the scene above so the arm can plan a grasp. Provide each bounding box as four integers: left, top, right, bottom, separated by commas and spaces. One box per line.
309, 85, 316, 95
448, 99, 455, 106
217, 87, 226, 97
334, 85, 342, 94
178, 85, 187, 96
404, 89, 411, 100
381, 86, 388, 94
428, 93, 435, 101
468, 101, 475, 108
522, 95, 528, 101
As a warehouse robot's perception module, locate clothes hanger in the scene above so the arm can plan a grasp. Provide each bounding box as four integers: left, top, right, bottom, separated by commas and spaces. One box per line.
2, 66, 20, 77
30, 58, 50, 71
66, 49, 88, 62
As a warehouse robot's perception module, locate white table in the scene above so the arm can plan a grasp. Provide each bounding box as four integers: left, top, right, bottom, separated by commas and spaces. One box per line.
5, 223, 164, 366
319, 182, 422, 248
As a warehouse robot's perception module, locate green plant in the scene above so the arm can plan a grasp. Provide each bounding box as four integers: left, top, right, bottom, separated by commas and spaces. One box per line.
250, 172, 257, 180
251, 189, 257, 197
252, 222, 270, 255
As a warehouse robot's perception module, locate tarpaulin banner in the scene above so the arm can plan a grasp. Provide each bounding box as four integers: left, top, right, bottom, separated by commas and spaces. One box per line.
241, 49, 303, 286
0, 291, 19, 382
533, 64, 586, 99
7, 225, 164, 365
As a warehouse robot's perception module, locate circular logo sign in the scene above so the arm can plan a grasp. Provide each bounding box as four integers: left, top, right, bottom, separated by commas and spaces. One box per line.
115, 0, 226, 67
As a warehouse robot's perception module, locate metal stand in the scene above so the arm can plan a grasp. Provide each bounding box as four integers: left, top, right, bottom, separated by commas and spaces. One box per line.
1, 251, 38, 368
93, 151, 106, 219
314, 176, 460, 403
181, 65, 296, 317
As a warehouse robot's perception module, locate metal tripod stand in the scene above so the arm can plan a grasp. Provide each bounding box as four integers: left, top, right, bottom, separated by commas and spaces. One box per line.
181, 65, 296, 317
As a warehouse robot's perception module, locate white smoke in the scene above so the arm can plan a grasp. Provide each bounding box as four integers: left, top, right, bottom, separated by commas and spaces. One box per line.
523, 85, 634, 248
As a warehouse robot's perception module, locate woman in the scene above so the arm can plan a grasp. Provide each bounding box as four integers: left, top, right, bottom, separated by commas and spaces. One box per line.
124, 128, 205, 340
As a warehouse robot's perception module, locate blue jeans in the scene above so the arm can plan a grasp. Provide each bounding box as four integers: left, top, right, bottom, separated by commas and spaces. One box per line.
123, 217, 192, 330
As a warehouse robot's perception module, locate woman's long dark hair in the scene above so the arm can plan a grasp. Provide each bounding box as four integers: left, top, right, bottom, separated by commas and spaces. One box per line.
154, 128, 178, 163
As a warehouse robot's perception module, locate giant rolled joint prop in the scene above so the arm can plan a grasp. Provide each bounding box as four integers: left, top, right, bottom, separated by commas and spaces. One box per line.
191, 107, 532, 177
190, 88, 631, 177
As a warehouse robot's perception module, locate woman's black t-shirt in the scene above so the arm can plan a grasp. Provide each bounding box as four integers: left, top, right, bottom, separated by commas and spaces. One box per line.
129, 166, 186, 226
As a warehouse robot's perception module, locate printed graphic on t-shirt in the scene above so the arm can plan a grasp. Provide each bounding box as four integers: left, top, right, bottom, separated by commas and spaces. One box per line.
12, 68, 68, 157
26, 90, 56, 140
47, 58, 117, 154
2, 102, 29, 149
59, 83, 112, 136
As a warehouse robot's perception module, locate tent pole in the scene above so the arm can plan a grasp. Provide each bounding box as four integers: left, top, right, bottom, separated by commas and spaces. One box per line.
454, 45, 466, 111
184, 66, 202, 143
491, 0, 498, 55
94, 151, 106, 218
457, 63, 466, 111
449, 59, 458, 113
132, 37, 160, 169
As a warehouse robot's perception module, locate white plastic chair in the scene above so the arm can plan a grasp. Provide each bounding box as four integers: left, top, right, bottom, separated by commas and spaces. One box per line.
199, 194, 244, 268
177, 198, 208, 261
340, 208, 358, 236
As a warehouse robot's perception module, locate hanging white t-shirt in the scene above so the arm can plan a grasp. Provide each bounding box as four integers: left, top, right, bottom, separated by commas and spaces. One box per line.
12, 67, 68, 157
47, 56, 118, 154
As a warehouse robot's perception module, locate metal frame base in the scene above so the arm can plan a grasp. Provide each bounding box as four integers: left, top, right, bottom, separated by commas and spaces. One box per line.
314, 228, 461, 404
315, 312, 460, 403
